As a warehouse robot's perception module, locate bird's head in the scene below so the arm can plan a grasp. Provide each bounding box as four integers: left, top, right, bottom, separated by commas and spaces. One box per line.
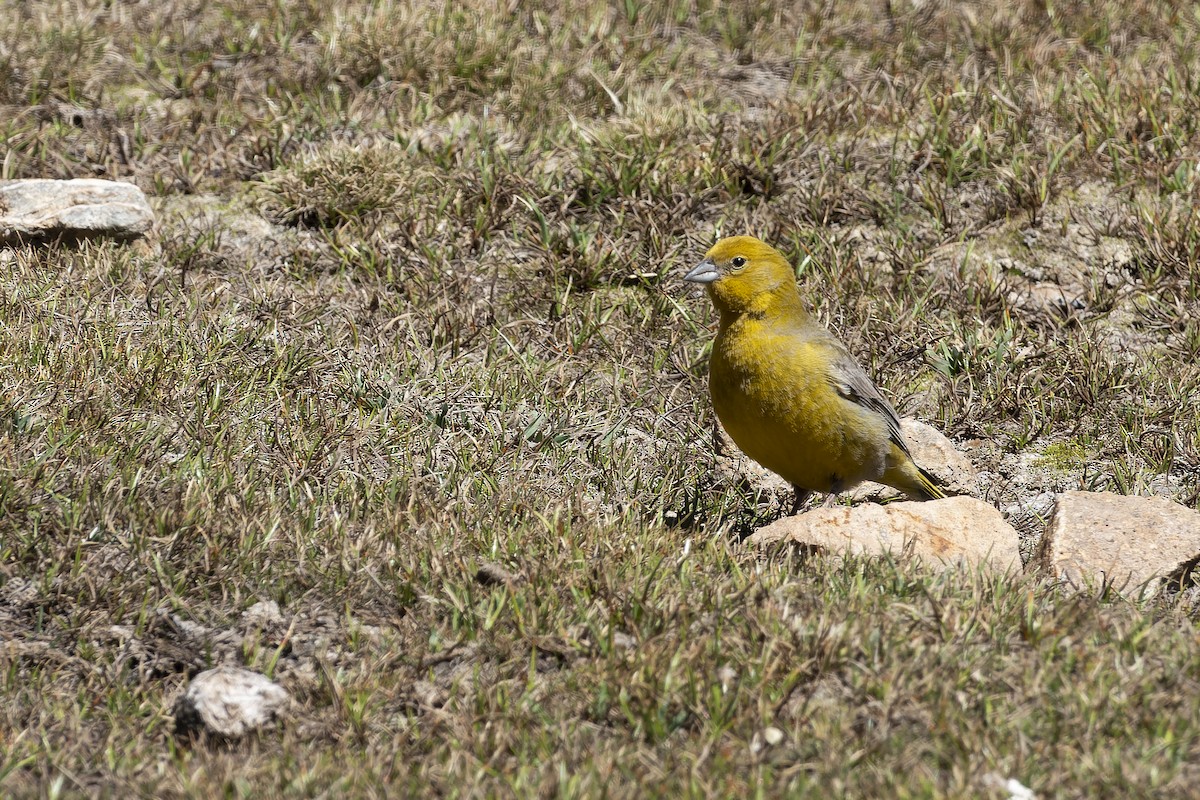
684, 236, 798, 316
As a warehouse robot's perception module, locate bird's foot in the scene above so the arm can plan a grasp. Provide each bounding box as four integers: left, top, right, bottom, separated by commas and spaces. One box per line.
789, 488, 812, 515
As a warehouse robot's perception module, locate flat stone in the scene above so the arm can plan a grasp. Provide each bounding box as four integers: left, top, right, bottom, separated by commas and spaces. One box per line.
1036, 490, 1200, 599
749, 496, 1021, 572
173, 666, 290, 738
0, 179, 153, 243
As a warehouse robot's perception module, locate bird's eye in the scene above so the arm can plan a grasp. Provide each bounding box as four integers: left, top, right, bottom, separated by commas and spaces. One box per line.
731, 256, 747, 269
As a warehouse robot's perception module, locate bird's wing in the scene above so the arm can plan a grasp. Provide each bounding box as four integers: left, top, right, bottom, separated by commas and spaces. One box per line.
821, 340, 913, 458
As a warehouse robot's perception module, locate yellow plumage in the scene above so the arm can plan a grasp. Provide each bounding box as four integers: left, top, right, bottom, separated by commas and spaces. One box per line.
685, 235, 945, 509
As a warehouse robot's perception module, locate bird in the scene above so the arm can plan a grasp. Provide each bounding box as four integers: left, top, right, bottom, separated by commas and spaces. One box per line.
684, 235, 946, 512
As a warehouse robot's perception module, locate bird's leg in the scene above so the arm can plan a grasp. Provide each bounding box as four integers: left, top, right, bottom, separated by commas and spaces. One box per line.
821, 493, 841, 509
789, 487, 812, 515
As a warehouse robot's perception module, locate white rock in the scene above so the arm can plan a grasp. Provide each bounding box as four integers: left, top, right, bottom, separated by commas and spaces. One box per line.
1037, 490, 1200, 599
173, 666, 289, 738
717, 665, 737, 693
749, 725, 786, 755
241, 600, 283, 628
981, 772, 1037, 800
0, 179, 153, 243
749, 496, 1021, 572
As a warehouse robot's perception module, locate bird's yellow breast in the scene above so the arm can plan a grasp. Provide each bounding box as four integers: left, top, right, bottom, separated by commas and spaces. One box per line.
709, 316, 889, 492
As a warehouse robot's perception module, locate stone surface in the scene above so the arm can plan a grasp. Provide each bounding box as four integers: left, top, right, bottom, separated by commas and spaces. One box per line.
1001, 490, 1058, 559
1036, 490, 1200, 598
981, 773, 1038, 800
0, 179, 153, 243
1008, 280, 1087, 320
241, 600, 283, 629
173, 666, 290, 738
750, 725, 786, 754
749, 496, 1021, 572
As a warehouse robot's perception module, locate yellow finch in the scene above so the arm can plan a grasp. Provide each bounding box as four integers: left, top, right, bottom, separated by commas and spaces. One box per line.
684, 235, 945, 510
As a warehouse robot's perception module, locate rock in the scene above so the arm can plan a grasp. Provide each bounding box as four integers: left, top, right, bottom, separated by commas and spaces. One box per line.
1007, 280, 1087, 320
981, 773, 1037, 800
0, 179, 153, 243
716, 665, 737, 693
1, 576, 39, 608
1001, 490, 1058, 541
241, 600, 283, 629
158, 609, 243, 664
849, 418, 977, 502
749, 725, 787, 755
749, 496, 1021, 572
173, 666, 290, 738
1036, 490, 1200, 599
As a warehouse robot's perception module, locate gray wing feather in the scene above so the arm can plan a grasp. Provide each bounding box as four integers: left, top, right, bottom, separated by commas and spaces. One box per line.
824, 343, 912, 458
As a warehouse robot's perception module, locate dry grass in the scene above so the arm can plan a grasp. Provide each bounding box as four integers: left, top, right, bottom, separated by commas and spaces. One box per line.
4, 0, 1200, 796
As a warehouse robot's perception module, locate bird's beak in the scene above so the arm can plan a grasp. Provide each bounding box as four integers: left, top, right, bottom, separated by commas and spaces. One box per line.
684, 258, 719, 284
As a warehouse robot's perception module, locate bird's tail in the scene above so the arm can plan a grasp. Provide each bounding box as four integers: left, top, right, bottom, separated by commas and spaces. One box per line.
912, 464, 947, 501
885, 445, 951, 501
